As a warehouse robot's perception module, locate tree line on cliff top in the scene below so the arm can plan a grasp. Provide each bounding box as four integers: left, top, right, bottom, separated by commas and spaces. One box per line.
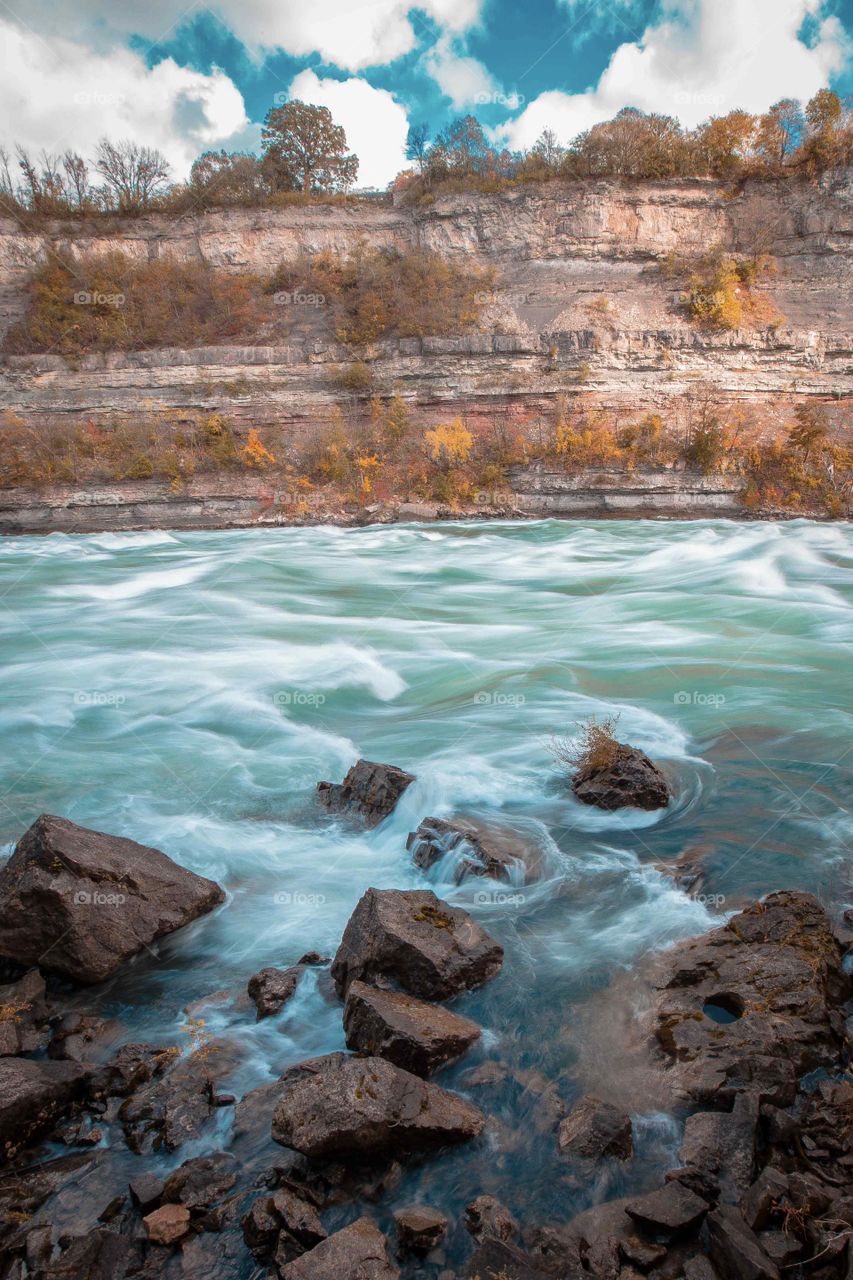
1, 90, 851, 220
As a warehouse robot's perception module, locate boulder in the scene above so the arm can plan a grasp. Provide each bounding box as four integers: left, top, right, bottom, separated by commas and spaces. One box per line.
47, 1012, 121, 1064
406, 817, 538, 883
706, 1205, 780, 1280
651, 891, 849, 1104
625, 1183, 708, 1237
161, 1151, 237, 1209
465, 1238, 554, 1280
271, 1052, 485, 1159
143, 1203, 191, 1245
331, 888, 503, 1000
118, 1046, 227, 1152
393, 1206, 447, 1255
572, 743, 670, 811
0, 970, 50, 1055
317, 760, 415, 828
0, 814, 224, 984
279, 1216, 399, 1279
0, 1057, 90, 1160
248, 965, 303, 1020
464, 1194, 518, 1243
343, 980, 481, 1076
556, 1094, 633, 1161
678, 1092, 758, 1202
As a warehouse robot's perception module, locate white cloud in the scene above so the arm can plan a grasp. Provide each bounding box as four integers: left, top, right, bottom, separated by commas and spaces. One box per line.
0, 19, 252, 180
425, 36, 502, 109
288, 70, 409, 189
503, 0, 851, 150
17, 0, 485, 73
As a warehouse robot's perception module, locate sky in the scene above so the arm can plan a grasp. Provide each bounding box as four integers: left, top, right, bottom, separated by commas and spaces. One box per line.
1, 0, 851, 190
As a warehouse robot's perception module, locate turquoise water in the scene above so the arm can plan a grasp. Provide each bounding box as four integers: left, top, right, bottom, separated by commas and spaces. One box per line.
1, 518, 852, 1262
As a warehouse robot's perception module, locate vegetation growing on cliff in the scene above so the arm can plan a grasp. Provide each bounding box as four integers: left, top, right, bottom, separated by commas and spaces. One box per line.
4, 246, 492, 356
659, 249, 783, 331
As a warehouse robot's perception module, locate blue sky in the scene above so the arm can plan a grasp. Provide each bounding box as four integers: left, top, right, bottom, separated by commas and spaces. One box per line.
1, 0, 851, 187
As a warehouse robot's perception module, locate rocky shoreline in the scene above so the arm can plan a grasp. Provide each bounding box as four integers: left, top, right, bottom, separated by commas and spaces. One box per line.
0, 760, 852, 1279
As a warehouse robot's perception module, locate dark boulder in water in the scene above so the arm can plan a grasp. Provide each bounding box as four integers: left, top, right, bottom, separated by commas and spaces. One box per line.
331, 887, 503, 1000
572, 743, 670, 811
556, 1093, 633, 1161
271, 1051, 484, 1159
406, 816, 539, 883
343, 979, 481, 1076
247, 965, 303, 1020
317, 759, 415, 828
393, 1205, 448, 1255
0, 814, 225, 984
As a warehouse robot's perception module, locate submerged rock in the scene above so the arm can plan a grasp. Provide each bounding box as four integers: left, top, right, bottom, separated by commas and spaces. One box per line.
0, 814, 225, 984
406, 816, 538, 883
161, 1151, 238, 1210
0, 1057, 90, 1160
271, 1052, 485, 1159
572, 742, 670, 811
464, 1194, 518, 1243
393, 1205, 448, 1255
331, 887, 503, 1000
118, 1044, 234, 1153
278, 1216, 398, 1279
317, 759, 415, 828
343, 979, 481, 1076
557, 1094, 633, 1161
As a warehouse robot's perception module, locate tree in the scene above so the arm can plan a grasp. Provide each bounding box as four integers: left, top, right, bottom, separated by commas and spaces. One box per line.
755, 99, 806, 168
428, 115, 497, 179
261, 100, 358, 194
531, 128, 564, 169
94, 139, 169, 212
189, 150, 268, 206
694, 111, 756, 177
405, 123, 430, 175
801, 90, 845, 173
62, 152, 92, 209
787, 404, 829, 461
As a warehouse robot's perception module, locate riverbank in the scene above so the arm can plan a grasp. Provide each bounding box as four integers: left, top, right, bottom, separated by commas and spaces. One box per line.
0, 466, 838, 535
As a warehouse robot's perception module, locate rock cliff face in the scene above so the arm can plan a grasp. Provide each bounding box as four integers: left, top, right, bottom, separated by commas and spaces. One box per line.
0, 176, 850, 530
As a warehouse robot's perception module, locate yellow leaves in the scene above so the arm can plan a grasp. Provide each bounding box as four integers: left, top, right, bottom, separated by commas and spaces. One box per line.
355, 453, 380, 493
241, 428, 276, 469
423, 419, 473, 465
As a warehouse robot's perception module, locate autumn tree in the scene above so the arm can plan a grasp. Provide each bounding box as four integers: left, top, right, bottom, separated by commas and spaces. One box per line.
787, 404, 829, 461
694, 111, 756, 177
261, 101, 358, 194
94, 139, 170, 212
405, 123, 430, 174
188, 150, 268, 206
754, 99, 806, 169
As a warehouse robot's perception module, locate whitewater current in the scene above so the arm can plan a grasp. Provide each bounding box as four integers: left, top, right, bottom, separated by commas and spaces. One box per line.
1, 517, 851, 1264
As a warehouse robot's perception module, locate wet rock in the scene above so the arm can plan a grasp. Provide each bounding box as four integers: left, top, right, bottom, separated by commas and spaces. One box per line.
664, 1164, 720, 1204
706, 1205, 780, 1280
34, 1228, 143, 1279
0, 970, 50, 1055
243, 1185, 327, 1262
406, 816, 538, 883
54, 1118, 103, 1146
572, 743, 670, 811
343, 980, 481, 1076
317, 759, 415, 828
464, 1194, 518, 1243
739, 1168, 788, 1233
619, 1234, 667, 1269
331, 887, 503, 1000
48, 1013, 122, 1063
96, 1042, 179, 1099
557, 1094, 633, 1161
118, 1046, 226, 1152
129, 1171, 164, 1212
625, 1183, 708, 1236
466, 1239, 555, 1279
271, 1052, 485, 1159
278, 1215, 399, 1279
651, 891, 848, 1104
248, 965, 303, 1019
393, 1205, 448, 1255
143, 1202, 191, 1245
0, 814, 225, 984
678, 1092, 758, 1202
0, 1056, 90, 1160
162, 1151, 237, 1209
